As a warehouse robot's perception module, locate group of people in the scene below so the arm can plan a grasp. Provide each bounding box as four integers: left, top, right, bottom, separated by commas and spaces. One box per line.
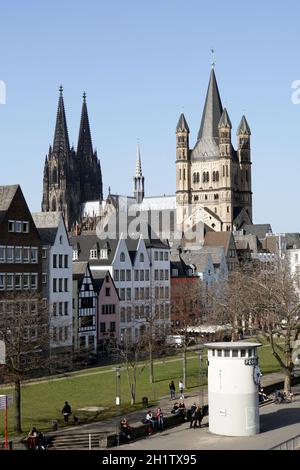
144, 408, 164, 435
171, 401, 187, 417
169, 380, 185, 400
27, 427, 46, 450
188, 403, 204, 429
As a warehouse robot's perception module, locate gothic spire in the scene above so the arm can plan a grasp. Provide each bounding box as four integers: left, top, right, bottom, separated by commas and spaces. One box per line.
135, 144, 142, 177
53, 86, 70, 155
218, 108, 232, 129
197, 68, 223, 142
77, 92, 93, 159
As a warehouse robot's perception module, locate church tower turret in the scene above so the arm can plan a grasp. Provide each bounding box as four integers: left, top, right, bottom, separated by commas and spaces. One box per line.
176, 113, 190, 204
237, 115, 252, 221
133, 144, 145, 203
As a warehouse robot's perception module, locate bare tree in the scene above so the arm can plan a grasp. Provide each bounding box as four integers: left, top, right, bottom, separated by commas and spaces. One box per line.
171, 277, 202, 387
115, 331, 146, 405
249, 258, 300, 393
209, 268, 252, 340
0, 292, 49, 433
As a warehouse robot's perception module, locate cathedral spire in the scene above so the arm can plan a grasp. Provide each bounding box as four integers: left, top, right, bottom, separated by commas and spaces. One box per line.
77, 92, 93, 159
53, 86, 70, 155
197, 68, 223, 142
135, 143, 142, 177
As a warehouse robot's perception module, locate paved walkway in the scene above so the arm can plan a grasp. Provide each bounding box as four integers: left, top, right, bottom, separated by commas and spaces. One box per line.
117, 385, 300, 450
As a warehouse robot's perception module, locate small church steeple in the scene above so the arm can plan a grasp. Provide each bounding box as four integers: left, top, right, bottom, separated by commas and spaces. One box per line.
77, 92, 93, 160
133, 144, 145, 203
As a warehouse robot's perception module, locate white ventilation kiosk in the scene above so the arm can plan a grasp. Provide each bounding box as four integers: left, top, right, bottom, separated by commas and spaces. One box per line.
205, 342, 262, 437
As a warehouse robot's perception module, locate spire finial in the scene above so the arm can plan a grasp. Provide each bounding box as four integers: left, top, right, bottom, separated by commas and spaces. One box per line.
83, 91, 86, 103
59, 85, 63, 96
211, 49, 215, 69
135, 141, 142, 177
108, 186, 111, 195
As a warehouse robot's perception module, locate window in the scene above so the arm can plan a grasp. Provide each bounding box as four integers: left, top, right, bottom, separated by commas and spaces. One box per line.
23, 273, 29, 289
14, 274, 21, 289
114, 270, 119, 281
0, 246, 5, 263
232, 350, 238, 357
64, 327, 68, 341
217, 349, 222, 357
134, 270, 139, 281
53, 327, 57, 342
64, 255, 68, 268
15, 247, 22, 263
126, 288, 131, 300
0, 273, 5, 290
58, 254, 63, 268
30, 274, 37, 289
106, 275, 109, 283
154, 270, 159, 281
105, 287, 110, 297
64, 302, 68, 315
15, 221, 22, 233
6, 274, 13, 290
154, 251, 158, 261
135, 288, 139, 300
120, 288, 125, 300
30, 248, 38, 263
140, 270, 144, 281
145, 270, 149, 281
160, 252, 163, 261
53, 278, 57, 292
22, 221, 29, 233
59, 278, 63, 292
42, 248, 47, 259
120, 270, 125, 281
159, 286, 164, 299
164, 252, 168, 261
42, 273, 47, 284
120, 252, 125, 262
135, 306, 139, 319
7, 247, 13, 263
241, 349, 246, 357
90, 249, 98, 260
80, 297, 93, 309
140, 253, 144, 262
224, 349, 230, 357
165, 286, 169, 298
160, 269, 164, 280
126, 270, 131, 281
110, 322, 116, 332
59, 327, 63, 341
120, 308, 126, 323
59, 302, 63, 316
100, 323, 106, 333
100, 249, 108, 259
59, 235, 63, 244
53, 303, 57, 316
8, 221, 14, 232
64, 278, 68, 292
127, 307, 132, 322
145, 287, 150, 299
73, 250, 78, 261
165, 270, 169, 280
140, 287, 144, 300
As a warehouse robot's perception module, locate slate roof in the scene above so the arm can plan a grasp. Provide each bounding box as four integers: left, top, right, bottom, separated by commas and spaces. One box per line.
243, 224, 272, 240
72, 261, 89, 288
285, 233, 300, 250
204, 231, 233, 255
32, 212, 62, 245
218, 108, 232, 128
237, 115, 251, 135
198, 245, 224, 266
0, 185, 19, 224
176, 113, 189, 132
181, 251, 212, 274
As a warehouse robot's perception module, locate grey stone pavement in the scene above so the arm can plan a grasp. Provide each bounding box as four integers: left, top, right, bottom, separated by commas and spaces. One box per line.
116, 384, 300, 450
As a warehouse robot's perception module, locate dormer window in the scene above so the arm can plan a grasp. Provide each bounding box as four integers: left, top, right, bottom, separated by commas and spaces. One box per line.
90, 249, 98, 260
120, 252, 125, 262
100, 249, 108, 259
139, 253, 144, 262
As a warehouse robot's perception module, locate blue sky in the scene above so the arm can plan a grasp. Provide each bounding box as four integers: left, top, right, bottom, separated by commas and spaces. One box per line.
0, 0, 299, 233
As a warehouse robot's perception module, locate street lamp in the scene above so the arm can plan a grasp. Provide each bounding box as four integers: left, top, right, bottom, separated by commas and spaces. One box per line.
198, 350, 204, 407
115, 367, 121, 406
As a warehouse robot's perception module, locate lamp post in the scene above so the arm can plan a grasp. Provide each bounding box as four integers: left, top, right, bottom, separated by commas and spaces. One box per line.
115, 367, 121, 406
198, 350, 204, 407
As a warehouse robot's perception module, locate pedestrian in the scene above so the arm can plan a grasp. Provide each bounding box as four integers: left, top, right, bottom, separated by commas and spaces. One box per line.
169, 380, 176, 400
144, 410, 155, 435
179, 380, 184, 399
156, 407, 164, 431
119, 418, 133, 441
189, 403, 197, 428
62, 401, 72, 423
193, 406, 203, 428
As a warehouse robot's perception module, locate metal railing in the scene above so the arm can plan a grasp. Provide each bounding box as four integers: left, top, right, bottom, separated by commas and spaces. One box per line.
270, 434, 300, 450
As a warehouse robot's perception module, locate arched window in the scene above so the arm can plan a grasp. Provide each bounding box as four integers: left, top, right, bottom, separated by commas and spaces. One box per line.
193, 173, 197, 184
183, 169, 186, 180
120, 252, 125, 262
139, 253, 144, 263
212, 171, 216, 182
202, 172, 206, 183
197, 173, 200, 183
226, 166, 229, 177
216, 171, 219, 182
51, 197, 56, 211
223, 165, 225, 177
206, 172, 209, 182
179, 169, 182, 180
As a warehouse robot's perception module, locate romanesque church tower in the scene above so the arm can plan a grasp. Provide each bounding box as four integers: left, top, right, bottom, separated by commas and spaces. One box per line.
176, 66, 252, 231
42, 88, 103, 231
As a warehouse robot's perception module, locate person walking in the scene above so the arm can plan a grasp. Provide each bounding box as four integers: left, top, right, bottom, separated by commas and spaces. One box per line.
169, 380, 176, 400
62, 401, 72, 423
179, 380, 184, 399
189, 403, 197, 428
156, 407, 164, 431
193, 406, 203, 428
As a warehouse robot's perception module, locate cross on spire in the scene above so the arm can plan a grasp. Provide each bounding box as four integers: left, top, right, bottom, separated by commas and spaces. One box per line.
211, 49, 216, 69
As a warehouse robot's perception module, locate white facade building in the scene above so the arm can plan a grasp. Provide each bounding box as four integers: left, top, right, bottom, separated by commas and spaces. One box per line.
32, 212, 73, 363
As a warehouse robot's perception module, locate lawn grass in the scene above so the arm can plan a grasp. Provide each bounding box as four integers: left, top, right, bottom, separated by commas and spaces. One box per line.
0, 339, 282, 437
